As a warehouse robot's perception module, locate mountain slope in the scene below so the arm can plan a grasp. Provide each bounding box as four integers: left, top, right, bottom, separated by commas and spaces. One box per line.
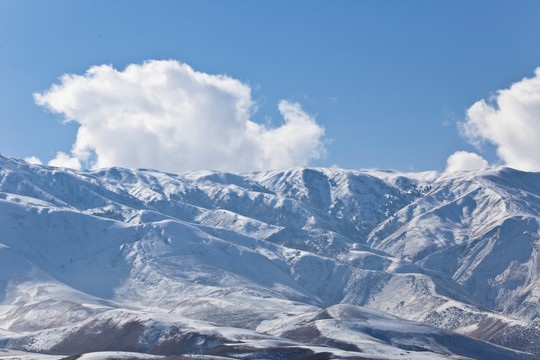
0, 154, 538, 358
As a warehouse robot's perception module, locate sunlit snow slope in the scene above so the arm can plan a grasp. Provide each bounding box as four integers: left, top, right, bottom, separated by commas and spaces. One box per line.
0, 154, 538, 359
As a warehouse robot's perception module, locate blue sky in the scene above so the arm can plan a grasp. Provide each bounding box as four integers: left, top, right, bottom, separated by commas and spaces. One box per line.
2, 1, 540, 172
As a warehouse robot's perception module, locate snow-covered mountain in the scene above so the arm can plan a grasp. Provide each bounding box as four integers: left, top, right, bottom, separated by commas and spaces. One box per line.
0, 154, 538, 359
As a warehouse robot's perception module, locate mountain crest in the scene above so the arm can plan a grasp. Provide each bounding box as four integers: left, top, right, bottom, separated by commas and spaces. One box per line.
0, 155, 539, 358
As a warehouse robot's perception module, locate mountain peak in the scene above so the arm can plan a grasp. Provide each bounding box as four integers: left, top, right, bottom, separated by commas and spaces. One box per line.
0, 156, 538, 358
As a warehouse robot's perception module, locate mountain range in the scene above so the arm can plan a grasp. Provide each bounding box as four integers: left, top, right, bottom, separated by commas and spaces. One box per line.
0, 154, 538, 359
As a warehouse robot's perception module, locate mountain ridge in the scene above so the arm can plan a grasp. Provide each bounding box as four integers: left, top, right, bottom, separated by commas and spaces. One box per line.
0, 154, 538, 359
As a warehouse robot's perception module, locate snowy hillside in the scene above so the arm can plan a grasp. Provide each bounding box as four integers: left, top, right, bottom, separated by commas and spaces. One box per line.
0, 154, 538, 359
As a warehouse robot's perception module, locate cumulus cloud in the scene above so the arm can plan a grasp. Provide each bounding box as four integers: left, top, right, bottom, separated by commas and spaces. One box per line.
446, 151, 488, 172
24, 156, 42, 165
34, 60, 326, 173
48, 151, 82, 169
460, 68, 540, 171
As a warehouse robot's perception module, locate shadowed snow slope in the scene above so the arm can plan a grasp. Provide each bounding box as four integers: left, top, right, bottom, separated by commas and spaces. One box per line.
0, 154, 538, 359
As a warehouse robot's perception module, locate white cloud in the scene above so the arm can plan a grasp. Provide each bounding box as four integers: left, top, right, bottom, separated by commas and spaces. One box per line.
34, 60, 326, 173
446, 151, 488, 172
460, 68, 540, 171
48, 151, 82, 169
24, 156, 42, 165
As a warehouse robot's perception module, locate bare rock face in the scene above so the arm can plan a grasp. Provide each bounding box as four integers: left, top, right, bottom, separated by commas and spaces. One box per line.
0, 154, 539, 359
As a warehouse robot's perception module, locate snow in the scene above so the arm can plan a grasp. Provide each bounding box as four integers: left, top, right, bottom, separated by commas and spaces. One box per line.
77, 352, 164, 359
0, 349, 64, 360
0, 154, 538, 359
